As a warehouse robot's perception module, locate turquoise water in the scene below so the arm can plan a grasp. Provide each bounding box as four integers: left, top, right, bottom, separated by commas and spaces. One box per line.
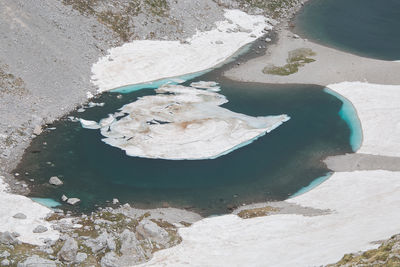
324, 88, 363, 151
31, 197, 62, 208
15, 79, 358, 215
295, 0, 400, 60
290, 172, 333, 198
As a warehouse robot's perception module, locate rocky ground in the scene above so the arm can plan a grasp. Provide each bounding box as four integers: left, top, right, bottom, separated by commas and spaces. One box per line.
328, 235, 400, 267
0, 203, 201, 266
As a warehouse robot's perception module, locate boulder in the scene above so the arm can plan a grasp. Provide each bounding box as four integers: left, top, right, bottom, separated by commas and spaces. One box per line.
112, 198, 119, 205
0, 231, 19, 245
13, 213, 27, 219
117, 230, 148, 264
58, 238, 78, 262
49, 176, 63, 186
75, 252, 87, 264
1, 259, 9, 266
136, 220, 169, 245
215, 40, 224, 45
17, 255, 56, 267
66, 198, 80, 205
0, 251, 10, 258
33, 125, 42, 135
100, 252, 118, 267
32, 225, 48, 233
84, 232, 109, 253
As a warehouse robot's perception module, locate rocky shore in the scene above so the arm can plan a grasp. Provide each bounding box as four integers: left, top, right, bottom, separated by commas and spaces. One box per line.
4, 0, 398, 266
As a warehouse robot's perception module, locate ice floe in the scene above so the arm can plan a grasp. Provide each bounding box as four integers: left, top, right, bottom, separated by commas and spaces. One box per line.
81, 83, 289, 160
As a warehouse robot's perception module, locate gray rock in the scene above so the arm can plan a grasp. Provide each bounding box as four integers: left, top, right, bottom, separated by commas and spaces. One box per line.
13, 213, 27, 219
0, 251, 10, 258
49, 176, 63, 186
0, 231, 18, 245
75, 252, 87, 264
107, 237, 116, 251
117, 229, 147, 263
17, 255, 56, 267
61, 195, 68, 202
215, 40, 224, 44
136, 219, 169, 245
1, 259, 10, 266
265, 37, 272, 42
84, 232, 109, 253
32, 225, 48, 233
112, 198, 119, 205
33, 125, 42, 135
58, 238, 78, 262
100, 252, 118, 267
119, 229, 140, 253
66, 198, 80, 205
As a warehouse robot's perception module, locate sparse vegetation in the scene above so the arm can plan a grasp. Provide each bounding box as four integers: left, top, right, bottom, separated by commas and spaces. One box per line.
237, 206, 280, 219
62, 0, 170, 41
98, 11, 132, 41
263, 48, 316, 76
1, 209, 185, 266
328, 234, 400, 266
0, 64, 28, 96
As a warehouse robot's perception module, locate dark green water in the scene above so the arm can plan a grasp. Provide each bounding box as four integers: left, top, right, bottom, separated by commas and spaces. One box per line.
295, 0, 400, 60
15, 77, 354, 215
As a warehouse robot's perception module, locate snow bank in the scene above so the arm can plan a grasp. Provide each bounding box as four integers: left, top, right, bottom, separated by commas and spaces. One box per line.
141, 171, 400, 267
0, 177, 59, 245
81, 84, 289, 160
91, 9, 271, 92
327, 82, 400, 157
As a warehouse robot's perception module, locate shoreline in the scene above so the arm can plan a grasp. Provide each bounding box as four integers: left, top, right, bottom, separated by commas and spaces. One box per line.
224, 28, 400, 86
3, 1, 400, 265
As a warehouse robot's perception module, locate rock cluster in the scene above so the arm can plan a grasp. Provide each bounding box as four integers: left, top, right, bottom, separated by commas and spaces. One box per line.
0, 205, 192, 266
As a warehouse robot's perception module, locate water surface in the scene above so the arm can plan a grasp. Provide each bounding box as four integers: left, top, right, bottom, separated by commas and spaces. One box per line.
16, 79, 355, 215
295, 0, 400, 60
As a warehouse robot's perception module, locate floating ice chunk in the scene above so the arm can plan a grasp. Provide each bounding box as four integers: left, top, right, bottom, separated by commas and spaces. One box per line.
190, 81, 221, 92
67, 116, 79, 122
82, 83, 290, 160
88, 102, 105, 108
79, 119, 101, 129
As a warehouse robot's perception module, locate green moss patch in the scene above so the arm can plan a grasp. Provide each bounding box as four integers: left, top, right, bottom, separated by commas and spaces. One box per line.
237, 206, 280, 219
263, 48, 316, 76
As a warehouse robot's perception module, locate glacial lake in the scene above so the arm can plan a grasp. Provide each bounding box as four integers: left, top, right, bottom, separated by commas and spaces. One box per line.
295, 0, 400, 60
15, 72, 358, 215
